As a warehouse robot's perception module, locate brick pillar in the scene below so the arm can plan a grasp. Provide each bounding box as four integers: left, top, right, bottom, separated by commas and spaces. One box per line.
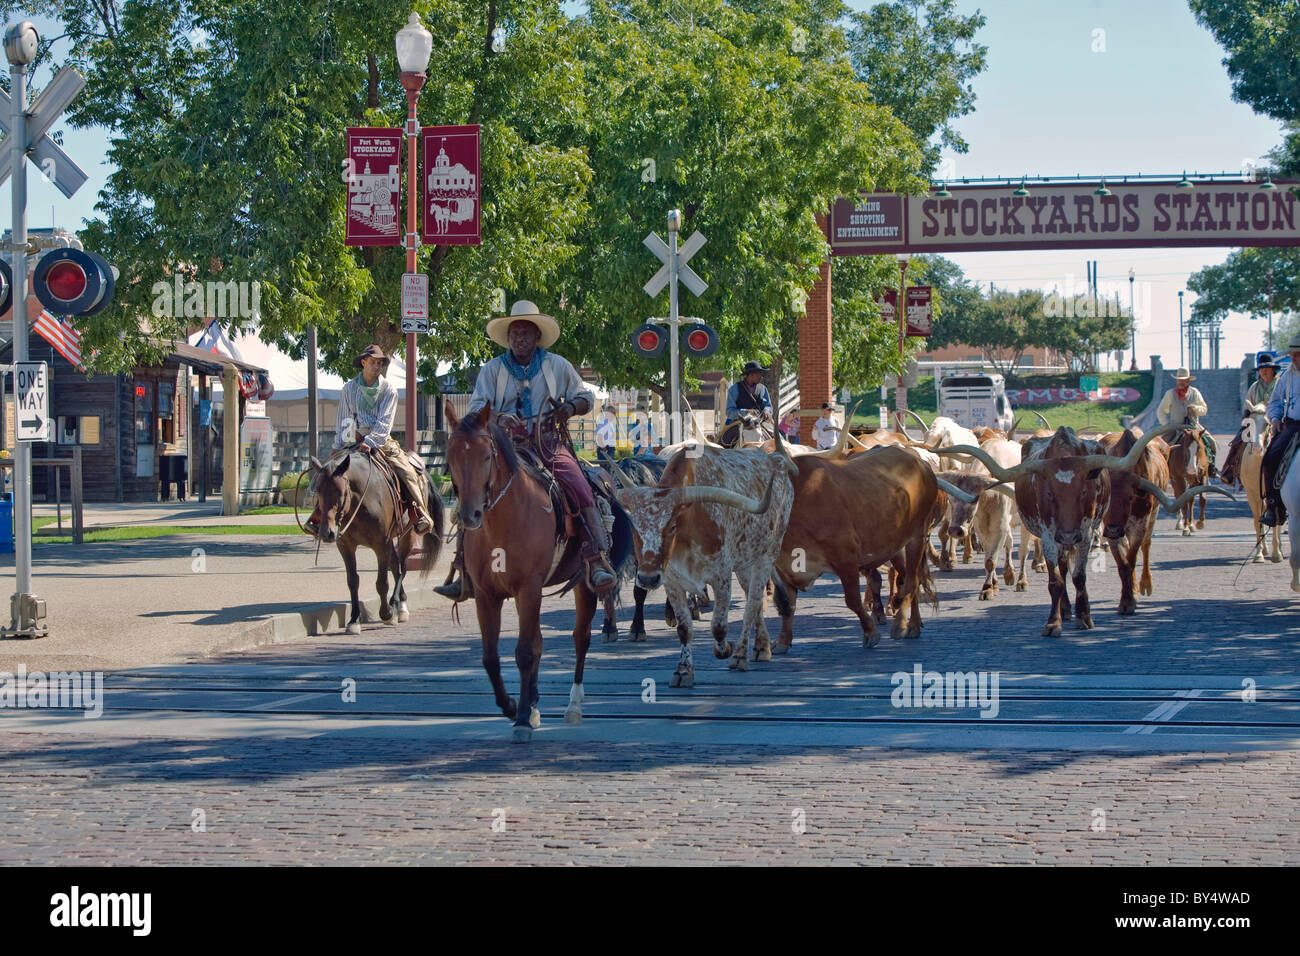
798, 257, 833, 445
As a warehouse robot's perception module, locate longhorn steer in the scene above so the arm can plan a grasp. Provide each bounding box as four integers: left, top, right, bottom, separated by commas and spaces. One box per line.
1098, 427, 1228, 614
616, 445, 795, 687
938, 425, 1196, 636
935, 436, 1026, 599
769, 445, 969, 649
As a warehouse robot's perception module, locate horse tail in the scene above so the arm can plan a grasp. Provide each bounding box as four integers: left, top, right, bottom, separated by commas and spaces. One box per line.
419, 476, 446, 581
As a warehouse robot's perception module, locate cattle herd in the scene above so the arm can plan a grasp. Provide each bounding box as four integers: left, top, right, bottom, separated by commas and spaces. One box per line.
607, 412, 1233, 683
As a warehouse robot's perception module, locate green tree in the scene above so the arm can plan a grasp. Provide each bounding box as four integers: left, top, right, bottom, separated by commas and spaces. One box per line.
1187, 246, 1300, 350
8, 0, 591, 380
846, 0, 988, 175
1189, 0, 1300, 122
554, 0, 923, 398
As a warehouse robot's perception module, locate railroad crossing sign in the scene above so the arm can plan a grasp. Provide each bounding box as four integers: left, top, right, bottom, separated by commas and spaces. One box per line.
643, 230, 707, 298
15, 361, 49, 441
641, 213, 710, 444
400, 273, 429, 334
0, 65, 88, 198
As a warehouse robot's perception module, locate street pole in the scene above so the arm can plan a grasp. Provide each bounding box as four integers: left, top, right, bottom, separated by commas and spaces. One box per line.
5, 22, 41, 638
668, 209, 681, 444
1268, 267, 1274, 353
402, 82, 420, 452
896, 254, 908, 412
1128, 269, 1137, 371
306, 324, 318, 459
396, 12, 431, 453
1178, 291, 1185, 368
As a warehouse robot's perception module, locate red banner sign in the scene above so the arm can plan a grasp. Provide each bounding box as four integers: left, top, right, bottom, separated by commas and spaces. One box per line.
345, 128, 402, 246
421, 124, 481, 245
878, 287, 897, 322
906, 286, 932, 336
1006, 386, 1140, 404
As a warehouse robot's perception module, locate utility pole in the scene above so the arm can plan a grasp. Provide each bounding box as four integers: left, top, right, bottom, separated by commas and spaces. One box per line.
1178, 291, 1185, 368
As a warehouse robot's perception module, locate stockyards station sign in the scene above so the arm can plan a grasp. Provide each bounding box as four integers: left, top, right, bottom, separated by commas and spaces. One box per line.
829, 180, 1300, 254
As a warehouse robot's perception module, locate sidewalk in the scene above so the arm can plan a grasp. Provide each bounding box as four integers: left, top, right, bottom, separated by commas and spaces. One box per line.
0, 520, 455, 671
33, 499, 302, 530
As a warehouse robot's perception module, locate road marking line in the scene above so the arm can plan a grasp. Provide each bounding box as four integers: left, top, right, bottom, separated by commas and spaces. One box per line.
247, 692, 329, 711
1124, 689, 1201, 734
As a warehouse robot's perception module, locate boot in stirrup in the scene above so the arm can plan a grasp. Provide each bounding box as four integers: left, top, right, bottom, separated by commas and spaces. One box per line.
433, 530, 472, 600
580, 505, 617, 595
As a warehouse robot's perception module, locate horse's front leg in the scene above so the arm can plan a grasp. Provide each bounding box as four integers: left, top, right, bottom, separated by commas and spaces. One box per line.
376, 544, 396, 625
512, 584, 545, 743
396, 532, 412, 622
567, 584, 596, 724
340, 543, 362, 635
477, 592, 516, 720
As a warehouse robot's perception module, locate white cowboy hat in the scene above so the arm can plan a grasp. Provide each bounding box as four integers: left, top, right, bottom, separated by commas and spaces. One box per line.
486, 300, 560, 349
1170, 367, 1196, 382
1285, 333, 1300, 351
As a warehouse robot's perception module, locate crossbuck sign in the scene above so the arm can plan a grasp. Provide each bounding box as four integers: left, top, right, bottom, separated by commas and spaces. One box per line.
643, 212, 708, 444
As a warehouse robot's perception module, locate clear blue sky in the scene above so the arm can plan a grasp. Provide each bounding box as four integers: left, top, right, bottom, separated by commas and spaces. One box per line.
4, 1, 1289, 370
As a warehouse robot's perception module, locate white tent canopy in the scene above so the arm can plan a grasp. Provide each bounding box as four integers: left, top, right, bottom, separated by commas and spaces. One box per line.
187, 326, 453, 400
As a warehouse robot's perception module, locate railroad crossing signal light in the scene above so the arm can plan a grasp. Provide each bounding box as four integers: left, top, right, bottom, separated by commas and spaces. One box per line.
631, 323, 668, 358
0, 258, 11, 316
681, 322, 719, 359
31, 248, 115, 316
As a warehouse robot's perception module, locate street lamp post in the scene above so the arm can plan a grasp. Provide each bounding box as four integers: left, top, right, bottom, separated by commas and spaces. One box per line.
1128, 268, 1137, 371
896, 253, 908, 412
1178, 291, 1185, 368
396, 12, 432, 453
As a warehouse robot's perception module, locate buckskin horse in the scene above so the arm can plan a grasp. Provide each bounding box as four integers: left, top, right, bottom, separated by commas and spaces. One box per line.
305, 448, 444, 633
445, 401, 629, 743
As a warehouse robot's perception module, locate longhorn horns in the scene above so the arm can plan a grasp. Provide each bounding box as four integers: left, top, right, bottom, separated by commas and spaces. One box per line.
1135, 478, 1236, 513
678, 473, 778, 514
934, 423, 1193, 484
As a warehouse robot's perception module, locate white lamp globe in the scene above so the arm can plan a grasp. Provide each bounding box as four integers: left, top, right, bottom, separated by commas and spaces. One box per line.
396, 12, 433, 73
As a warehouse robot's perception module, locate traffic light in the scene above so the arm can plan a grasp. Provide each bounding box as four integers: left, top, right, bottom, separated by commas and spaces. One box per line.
631, 323, 668, 358
0, 258, 11, 316
31, 248, 115, 317
681, 322, 719, 359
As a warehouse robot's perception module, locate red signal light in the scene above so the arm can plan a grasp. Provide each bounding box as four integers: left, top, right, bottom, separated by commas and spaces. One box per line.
638, 330, 661, 351
45, 260, 88, 301
687, 329, 710, 350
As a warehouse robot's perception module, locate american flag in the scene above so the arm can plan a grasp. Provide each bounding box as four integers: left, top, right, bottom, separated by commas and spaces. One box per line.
32, 310, 84, 370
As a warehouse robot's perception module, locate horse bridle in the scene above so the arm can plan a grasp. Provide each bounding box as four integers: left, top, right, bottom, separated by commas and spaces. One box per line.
482, 434, 515, 512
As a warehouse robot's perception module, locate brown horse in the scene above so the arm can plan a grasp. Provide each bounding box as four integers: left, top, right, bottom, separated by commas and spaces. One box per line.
445, 401, 600, 743
307, 449, 444, 633
1167, 428, 1209, 534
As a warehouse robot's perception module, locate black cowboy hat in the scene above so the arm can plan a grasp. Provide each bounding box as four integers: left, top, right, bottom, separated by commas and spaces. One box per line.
1257, 352, 1281, 371
741, 361, 767, 376
354, 344, 391, 370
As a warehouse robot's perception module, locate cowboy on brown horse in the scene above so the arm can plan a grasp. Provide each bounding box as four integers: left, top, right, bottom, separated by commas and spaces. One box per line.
305, 344, 435, 537
435, 300, 617, 600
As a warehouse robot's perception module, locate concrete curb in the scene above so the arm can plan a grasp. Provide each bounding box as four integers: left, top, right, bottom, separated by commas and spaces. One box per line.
195, 579, 451, 661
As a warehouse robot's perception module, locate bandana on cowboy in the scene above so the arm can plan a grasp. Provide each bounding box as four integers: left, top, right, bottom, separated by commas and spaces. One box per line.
436, 300, 616, 599
329, 344, 435, 534
1156, 366, 1218, 479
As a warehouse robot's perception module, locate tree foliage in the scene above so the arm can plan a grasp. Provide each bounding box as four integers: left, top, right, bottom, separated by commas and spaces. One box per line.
1190, 0, 1300, 122
9, 0, 990, 393
847, 0, 987, 175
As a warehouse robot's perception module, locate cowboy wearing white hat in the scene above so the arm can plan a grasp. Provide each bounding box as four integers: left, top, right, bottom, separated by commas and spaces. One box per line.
1222, 353, 1282, 485
434, 300, 616, 599
1261, 335, 1300, 524
1157, 366, 1218, 479
305, 344, 434, 537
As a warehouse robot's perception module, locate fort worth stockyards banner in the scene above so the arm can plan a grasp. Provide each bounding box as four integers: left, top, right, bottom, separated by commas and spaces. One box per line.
345, 128, 402, 246
422, 124, 481, 245
829, 180, 1300, 255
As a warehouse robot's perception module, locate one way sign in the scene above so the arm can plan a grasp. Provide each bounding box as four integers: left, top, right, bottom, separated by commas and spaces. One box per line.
16, 361, 49, 442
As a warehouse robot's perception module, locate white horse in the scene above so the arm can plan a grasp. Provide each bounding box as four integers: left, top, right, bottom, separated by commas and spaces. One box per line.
1278, 442, 1300, 590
